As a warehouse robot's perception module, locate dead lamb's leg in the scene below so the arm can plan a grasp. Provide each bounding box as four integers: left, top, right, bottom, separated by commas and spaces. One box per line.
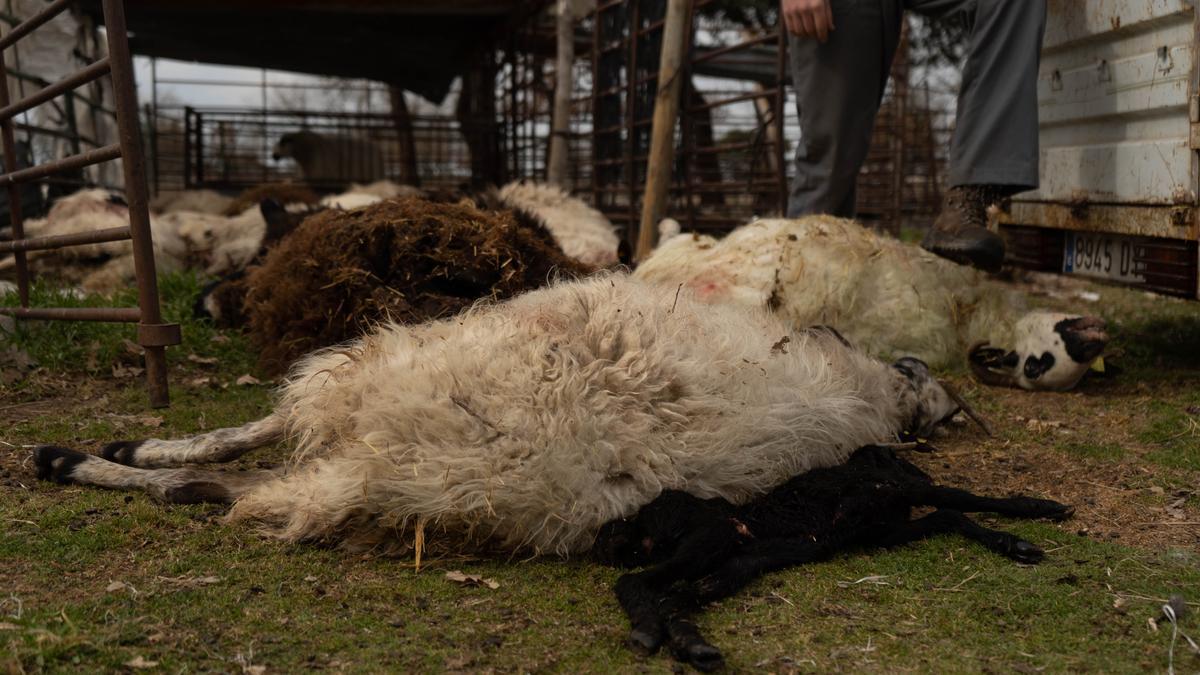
35, 445, 274, 504
101, 414, 284, 468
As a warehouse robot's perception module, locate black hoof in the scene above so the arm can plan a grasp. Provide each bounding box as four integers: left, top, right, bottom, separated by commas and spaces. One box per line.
680, 642, 724, 672
1010, 539, 1044, 564
626, 627, 663, 656
1016, 497, 1074, 521
1039, 501, 1074, 522
33, 446, 89, 484
100, 440, 144, 466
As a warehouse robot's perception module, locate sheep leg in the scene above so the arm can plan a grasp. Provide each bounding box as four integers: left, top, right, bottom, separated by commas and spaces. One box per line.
692, 537, 834, 602
872, 509, 1045, 564
919, 485, 1074, 521
657, 596, 724, 673
33, 445, 274, 504
614, 519, 742, 655
100, 414, 285, 468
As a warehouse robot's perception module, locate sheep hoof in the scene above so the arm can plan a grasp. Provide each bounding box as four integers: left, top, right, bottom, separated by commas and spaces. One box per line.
33, 446, 88, 484
682, 643, 725, 672
626, 627, 663, 656
1010, 539, 1044, 564
1036, 500, 1074, 521
100, 440, 144, 466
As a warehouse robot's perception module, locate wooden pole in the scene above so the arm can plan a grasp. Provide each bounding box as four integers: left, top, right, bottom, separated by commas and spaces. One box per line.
388, 86, 420, 187
635, 0, 689, 261
546, 0, 574, 186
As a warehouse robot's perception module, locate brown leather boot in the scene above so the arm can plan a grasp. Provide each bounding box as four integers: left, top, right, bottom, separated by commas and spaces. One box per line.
921, 185, 1007, 272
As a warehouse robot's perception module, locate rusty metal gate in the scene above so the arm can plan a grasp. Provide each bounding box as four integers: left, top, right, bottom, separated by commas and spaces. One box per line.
0, 0, 180, 407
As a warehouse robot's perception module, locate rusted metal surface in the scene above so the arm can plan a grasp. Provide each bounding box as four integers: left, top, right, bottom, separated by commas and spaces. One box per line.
0, 0, 180, 407
0, 225, 130, 254
1002, 1, 1200, 297
0, 58, 112, 122
0, 306, 142, 321
1023, 1, 1196, 206
0, 144, 122, 186
999, 203, 1198, 240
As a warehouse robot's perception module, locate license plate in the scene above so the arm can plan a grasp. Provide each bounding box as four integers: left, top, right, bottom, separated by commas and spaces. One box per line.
1062, 231, 1146, 283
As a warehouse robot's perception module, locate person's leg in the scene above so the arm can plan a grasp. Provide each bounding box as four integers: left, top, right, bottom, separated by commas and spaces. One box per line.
908, 0, 1046, 189
786, 0, 903, 218
909, 0, 1048, 271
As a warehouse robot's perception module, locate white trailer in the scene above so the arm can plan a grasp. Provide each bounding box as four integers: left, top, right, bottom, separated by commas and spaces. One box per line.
1000, 0, 1200, 297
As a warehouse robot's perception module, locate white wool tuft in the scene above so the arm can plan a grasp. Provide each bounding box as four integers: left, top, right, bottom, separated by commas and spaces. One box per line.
319, 192, 383, 210
497, 181, 621, 266
227, 273, 919, 555
345, 180, 422, 199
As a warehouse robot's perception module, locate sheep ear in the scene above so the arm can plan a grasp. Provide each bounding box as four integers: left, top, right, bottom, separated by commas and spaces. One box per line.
968, 342, 1019, 388
259, 198, 298, 244
617, 239, 633, 267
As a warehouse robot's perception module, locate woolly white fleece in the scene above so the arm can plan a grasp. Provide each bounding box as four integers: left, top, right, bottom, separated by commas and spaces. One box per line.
634, 216, 1024, 369
227, 273, 920, 555
497, 181, 621, 267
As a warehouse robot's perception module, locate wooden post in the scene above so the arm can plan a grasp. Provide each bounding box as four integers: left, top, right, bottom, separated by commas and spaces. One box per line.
547, 0, 574, 186
635, 0, 689, 261
388, 85, 420, 187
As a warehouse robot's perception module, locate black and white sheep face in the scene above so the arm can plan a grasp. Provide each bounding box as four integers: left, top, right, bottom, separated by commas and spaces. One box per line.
970, 312, 1108, 392
892, 357, 960, 438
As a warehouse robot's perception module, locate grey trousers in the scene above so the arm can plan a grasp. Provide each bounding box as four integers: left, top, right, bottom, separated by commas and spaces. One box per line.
786, 0, 1047, 218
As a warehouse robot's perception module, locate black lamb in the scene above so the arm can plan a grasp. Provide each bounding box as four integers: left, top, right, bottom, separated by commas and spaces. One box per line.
593, 444, 1073, 671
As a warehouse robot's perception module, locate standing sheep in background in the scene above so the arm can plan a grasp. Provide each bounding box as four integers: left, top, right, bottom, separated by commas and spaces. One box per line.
634, 217, 1109, 391
32, 274, 960, 557
594, 444, 1073, 671
272, 130, 385, 187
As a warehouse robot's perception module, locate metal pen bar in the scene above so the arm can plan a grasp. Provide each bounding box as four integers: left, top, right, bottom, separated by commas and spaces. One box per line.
0, 0, 69, 51
0, 306, 141, 322
0, 226, 131, 254
0, 58, 111, 121
103, 0, 176, 407
0, 143, 121, 186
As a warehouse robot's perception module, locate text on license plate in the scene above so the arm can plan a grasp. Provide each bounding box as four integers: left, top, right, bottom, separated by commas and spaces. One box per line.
1062, 231, 1146, 283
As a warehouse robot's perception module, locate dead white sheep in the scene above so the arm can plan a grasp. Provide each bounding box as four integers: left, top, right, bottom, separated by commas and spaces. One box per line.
149, 189, 234, 215
497, 181, 623, 267
634, 216, 1108, 391
33, 273, 958, 556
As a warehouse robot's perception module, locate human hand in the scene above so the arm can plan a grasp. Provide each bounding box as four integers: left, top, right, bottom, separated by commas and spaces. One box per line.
781, 0, 835, 43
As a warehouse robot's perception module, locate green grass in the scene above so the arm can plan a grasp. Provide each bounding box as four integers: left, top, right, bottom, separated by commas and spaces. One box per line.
1, 271, 256, 378
2, 273, 1200, 672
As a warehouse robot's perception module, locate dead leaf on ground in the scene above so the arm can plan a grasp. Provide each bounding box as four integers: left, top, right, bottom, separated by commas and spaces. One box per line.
187, 354, 220, 366
0, 621, 18, 630
157, 575, 221, 587
124, 655, 158, 669
210, 334, 231, 344
122, 339, 145, 356
187, 376, 213, 388
235, 374, 262, 386
112, 365, 145, 379
445, 570, 499, 590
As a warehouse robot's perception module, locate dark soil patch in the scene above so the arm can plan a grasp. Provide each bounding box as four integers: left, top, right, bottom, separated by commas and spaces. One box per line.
243, 196, 594, 374
916, 377, 1200, 552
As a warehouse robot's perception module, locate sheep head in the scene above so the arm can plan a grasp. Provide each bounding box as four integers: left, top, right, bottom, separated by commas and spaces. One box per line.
969, 313, 1108, 391
892, 357, 960, 439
